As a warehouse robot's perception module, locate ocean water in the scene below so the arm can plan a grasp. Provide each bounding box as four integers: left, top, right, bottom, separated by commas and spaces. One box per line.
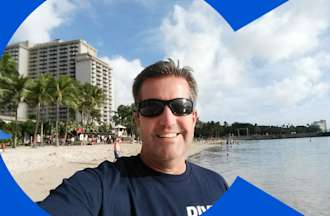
189, 137, 330, 216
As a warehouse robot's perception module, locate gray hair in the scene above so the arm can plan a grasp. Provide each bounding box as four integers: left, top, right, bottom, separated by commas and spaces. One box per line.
132, 58, 198, 103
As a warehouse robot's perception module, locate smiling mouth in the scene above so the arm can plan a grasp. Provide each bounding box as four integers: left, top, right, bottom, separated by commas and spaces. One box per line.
156, 133, 181, 138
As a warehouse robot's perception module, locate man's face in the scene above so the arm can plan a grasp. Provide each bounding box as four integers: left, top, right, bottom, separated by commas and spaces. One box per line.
135, 76, 198, 163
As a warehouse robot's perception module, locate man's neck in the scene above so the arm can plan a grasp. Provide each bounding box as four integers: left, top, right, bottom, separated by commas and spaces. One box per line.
139, 153, 187, 175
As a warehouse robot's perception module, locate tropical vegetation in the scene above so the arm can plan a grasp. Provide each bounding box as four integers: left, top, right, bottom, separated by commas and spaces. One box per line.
195, 121, 322, 139
112, 104, 137, 137
0, 53, 31, 147
0, 54, 107, 147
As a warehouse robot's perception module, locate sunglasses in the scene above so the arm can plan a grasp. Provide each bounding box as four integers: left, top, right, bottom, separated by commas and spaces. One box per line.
137, 98, 194, 117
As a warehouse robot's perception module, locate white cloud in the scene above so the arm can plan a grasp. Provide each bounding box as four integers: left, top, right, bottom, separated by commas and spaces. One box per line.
223, 0, 330, 62
10, 0, 77, 43
101, 56, 144, 108
153, 0, 330, 124
271, 56, 330, 107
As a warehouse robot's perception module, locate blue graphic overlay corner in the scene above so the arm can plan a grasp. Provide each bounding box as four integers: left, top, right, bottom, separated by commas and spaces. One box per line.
1, 1, 48, 215
203, 176, 303, 216
204, 0, 289, 31
0, 0, 46, 53
0, 155, 49, 215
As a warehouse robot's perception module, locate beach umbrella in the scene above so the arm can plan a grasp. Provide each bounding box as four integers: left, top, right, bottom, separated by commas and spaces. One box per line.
0, 129, 12, 140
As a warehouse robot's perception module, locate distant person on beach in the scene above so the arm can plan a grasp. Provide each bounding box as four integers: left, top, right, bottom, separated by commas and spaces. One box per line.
0, 142, 7, 152
38, 59, 228, 216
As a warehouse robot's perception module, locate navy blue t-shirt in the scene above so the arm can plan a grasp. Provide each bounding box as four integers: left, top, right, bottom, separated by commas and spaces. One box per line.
39, 155, 228, 216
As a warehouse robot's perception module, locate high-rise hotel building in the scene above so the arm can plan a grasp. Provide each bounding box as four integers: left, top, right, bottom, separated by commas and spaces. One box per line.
2, 39, 113, 125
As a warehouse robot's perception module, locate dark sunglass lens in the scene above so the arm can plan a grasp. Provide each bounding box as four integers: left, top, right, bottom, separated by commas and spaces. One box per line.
170, 99, 193, 115
139, 100, 164, 117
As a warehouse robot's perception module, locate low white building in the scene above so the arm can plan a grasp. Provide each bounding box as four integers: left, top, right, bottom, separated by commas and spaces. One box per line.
113, 125, 127, 137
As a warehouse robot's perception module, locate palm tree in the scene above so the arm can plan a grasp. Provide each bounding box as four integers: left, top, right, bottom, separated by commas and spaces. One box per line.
26, 74, 52, 147
49, 75, 78, 146
78, 83, 105, 126
0, 53, 17, 76
62, 80, 80, 145
0, 55, 30, 147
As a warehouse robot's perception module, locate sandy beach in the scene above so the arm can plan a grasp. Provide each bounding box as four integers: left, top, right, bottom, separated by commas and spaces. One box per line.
1, 142, 215, 201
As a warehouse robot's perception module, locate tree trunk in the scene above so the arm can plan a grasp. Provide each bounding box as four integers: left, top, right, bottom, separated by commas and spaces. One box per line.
55, 102, 60, 146
40, 119, 44, 146
64, 108, 70, 145
33, 103, 41, 148
80, 111, 84, 125
13, 108, 18, 148
46, 107, 52, 145
40, 105, 45, 146
49, 119, 53, 145
87, 112, 91, 126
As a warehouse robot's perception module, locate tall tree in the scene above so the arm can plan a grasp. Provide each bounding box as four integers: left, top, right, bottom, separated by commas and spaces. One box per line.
49, 75, 77, 146
78, 83, 105, 126
113, 104, 136, 137
0, 53, 17, 76
26, 74, 52, 146
62, 80, 79, 144
0, 54, 30, 147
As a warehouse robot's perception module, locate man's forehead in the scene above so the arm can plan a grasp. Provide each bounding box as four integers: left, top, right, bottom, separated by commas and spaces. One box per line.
139, 76, 191, 100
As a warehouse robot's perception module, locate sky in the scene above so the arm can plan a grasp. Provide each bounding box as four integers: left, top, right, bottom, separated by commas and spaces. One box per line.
9, 0, 330, 126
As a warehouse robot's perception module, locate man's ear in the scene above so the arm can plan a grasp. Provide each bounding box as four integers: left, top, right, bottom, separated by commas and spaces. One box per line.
133, 111, 140, 127
192, 110, 198, 126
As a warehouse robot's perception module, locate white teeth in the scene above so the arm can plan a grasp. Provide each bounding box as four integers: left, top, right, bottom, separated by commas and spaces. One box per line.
158, 133, 178, 138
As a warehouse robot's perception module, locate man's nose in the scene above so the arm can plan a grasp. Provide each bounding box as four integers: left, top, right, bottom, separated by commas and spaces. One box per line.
159, 105, 176, 126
